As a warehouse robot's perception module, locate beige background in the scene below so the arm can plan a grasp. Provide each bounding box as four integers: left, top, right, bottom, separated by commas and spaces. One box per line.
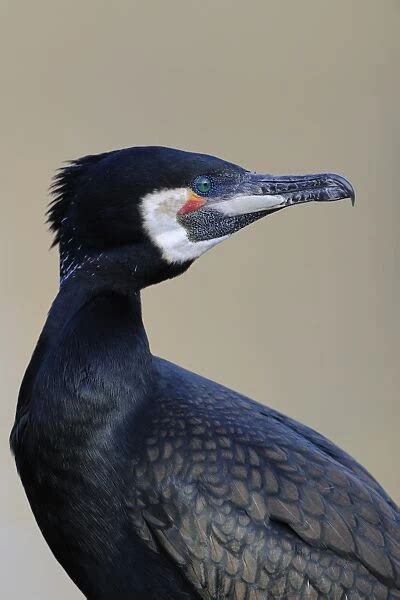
1, 0, 399, 597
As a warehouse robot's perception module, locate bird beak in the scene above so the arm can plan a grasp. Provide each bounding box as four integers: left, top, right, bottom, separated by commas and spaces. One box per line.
211, 172, 355, 218
177, 171, 355, 247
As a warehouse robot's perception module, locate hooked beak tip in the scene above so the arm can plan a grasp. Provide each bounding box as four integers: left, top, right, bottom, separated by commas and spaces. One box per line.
310, 174, 355, 207
336, 176, 355, 206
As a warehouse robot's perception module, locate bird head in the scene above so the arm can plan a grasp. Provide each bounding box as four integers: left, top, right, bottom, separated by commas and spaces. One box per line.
49, 146, 354, 288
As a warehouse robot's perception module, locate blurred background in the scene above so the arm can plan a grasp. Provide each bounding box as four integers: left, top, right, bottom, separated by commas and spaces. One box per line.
1, 0, 399, 597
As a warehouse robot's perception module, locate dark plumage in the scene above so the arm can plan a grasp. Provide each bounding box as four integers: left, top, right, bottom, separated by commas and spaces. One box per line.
11, 147, 399, 599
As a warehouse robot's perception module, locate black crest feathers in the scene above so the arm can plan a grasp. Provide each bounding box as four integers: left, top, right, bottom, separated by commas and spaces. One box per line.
47, 153, 109, 246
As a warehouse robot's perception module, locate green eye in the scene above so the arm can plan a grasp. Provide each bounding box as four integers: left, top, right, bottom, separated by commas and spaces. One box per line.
194, 175, 212, 195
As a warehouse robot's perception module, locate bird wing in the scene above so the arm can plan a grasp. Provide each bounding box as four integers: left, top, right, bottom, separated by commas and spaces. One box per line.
128, 359, 400, 599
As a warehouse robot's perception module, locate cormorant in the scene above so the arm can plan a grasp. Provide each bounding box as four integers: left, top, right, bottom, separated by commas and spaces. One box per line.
11, 147, 400, 599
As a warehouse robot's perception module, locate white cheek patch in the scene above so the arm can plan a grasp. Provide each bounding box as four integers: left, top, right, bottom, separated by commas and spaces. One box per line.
140, 188, 227, 264
211, 194, 286, 216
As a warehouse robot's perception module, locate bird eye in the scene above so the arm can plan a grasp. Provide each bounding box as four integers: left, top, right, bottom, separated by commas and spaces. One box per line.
193, 175, 212, 195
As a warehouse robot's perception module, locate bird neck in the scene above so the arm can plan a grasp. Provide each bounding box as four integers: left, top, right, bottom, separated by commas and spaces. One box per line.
58, 235, 191, 292
13, 236, 190, 445
13, 269, 152, 438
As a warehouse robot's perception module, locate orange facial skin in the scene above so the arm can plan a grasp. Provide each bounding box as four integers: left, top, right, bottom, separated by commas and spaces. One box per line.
177, 191, 207, 216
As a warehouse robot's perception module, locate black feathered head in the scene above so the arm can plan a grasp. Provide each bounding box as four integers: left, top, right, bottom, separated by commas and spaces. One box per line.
48, 146, 354, 287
